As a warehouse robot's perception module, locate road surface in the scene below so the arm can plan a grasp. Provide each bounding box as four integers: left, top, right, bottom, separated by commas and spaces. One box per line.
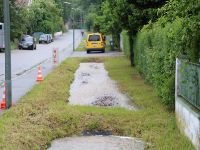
0, 29, 83, 108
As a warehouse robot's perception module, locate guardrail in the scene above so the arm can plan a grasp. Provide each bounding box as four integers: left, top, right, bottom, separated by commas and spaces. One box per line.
176, 58, 200, 110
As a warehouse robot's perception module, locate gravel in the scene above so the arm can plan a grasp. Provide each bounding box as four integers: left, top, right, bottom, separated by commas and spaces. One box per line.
68, 63, 138, 110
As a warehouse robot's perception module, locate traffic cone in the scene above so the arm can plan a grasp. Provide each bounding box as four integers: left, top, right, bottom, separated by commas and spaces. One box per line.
0, 82, 6, 110
36, 66, 44, 82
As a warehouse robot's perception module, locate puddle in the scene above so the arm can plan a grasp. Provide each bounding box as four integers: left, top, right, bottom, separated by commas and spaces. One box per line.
48, 136, 146, 150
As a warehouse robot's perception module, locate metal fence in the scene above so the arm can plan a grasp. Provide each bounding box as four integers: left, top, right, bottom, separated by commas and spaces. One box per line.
177, 59, 200, 110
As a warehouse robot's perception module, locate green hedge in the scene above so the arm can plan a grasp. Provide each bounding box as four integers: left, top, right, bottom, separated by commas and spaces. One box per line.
134, 18, 185, 108
121, 31, 130, 57
122, 0, 200, 109
122, 18, 186, 108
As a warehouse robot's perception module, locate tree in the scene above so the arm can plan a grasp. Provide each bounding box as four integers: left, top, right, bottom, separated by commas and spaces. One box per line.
96, 0, 166, 66
27, 0, 64, 34
0, 0, 30, 40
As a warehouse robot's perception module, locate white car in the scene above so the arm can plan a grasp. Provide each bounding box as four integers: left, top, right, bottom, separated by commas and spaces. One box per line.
47, 34, 54, 42
39, 34, 51, 44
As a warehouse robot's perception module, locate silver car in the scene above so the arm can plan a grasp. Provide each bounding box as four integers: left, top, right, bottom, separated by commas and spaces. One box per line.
39, 34, 51, 44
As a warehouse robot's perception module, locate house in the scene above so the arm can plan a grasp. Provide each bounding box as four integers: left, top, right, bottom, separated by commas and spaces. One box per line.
15, 0, 33, 6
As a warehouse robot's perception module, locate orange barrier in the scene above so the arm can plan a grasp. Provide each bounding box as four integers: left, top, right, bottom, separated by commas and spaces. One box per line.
53, 48, 57, 64
0, 82, 6, 109
36, 66, 44, 82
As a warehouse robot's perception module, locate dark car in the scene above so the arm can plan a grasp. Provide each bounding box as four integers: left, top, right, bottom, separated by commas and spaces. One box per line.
18, 35, 36, 50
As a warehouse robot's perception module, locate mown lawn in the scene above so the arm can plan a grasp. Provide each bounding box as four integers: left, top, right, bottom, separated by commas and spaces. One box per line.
0, 57, 195, 150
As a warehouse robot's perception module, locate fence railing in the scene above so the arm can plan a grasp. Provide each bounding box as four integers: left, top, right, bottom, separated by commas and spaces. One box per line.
176, 59, 200, 110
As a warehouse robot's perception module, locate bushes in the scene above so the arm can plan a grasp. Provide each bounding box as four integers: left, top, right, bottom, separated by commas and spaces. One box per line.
122, 0, 200, 109
121, 31, 130, 57
134, 18, 186, 109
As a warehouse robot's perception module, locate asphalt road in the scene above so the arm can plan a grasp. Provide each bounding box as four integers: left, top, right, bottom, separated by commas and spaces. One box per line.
0, 29, 83, 109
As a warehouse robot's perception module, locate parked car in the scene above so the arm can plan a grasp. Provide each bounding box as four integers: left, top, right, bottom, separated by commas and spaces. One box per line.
18, 35, 36, 50
39, 34, 52, 44
85, 33, 105, 53
33, 32, 44, 42
47, 34, 54, 42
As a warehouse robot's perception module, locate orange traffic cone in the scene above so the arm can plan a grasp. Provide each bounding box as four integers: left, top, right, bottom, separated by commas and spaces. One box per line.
36, 66, 44, 82
0, 82, 6, 110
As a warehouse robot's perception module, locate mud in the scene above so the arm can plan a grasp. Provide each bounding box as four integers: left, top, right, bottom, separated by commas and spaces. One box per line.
92, 95, 119, 106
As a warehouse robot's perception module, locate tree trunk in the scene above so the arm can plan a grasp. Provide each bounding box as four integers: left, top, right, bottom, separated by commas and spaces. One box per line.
111, 32, 121, 50
129, 33, 134, 66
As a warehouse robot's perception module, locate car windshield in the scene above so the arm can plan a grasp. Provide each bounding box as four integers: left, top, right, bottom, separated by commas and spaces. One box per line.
25, 37, 33, 42
40, 35, 46, 38
88, 35, 101, 41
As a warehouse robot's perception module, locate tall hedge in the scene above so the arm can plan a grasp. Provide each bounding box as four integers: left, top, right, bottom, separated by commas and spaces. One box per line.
134, 18, 185, 108
122, 0, 200, 109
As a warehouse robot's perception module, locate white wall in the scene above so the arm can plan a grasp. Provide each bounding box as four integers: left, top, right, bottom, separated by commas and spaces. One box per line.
176, 97, 200, 150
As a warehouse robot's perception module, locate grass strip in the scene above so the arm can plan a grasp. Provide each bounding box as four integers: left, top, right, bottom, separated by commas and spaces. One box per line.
75, 37, 86, 51
0, 57, 195, 150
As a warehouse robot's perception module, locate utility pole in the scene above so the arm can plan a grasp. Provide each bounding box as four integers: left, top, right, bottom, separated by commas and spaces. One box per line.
73, 12, 75, 52
72, 8, 75, 52
3, 0, 12, 109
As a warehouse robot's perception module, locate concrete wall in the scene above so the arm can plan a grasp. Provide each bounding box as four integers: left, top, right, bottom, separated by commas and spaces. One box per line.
176, 97, 200, 150
175, 59, 200, 150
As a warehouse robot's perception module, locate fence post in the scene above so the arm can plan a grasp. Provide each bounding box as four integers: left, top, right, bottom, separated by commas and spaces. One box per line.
175, 58, 179, 99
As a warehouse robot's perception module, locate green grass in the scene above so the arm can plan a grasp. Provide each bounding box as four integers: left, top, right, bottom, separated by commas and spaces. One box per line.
0, 57, 195, 150
11, 41, 18, 50
75, 37, 87, 51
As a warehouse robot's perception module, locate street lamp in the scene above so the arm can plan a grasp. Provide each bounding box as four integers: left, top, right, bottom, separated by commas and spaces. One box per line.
3, 0, 12, 109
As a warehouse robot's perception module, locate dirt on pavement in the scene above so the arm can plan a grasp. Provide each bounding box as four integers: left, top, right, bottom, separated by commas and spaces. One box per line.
68, 63, 138, 110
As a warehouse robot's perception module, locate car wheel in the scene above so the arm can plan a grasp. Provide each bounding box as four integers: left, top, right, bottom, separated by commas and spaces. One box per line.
87, 50, 90, 54
30, 45, 34, 50
102, 49, 105, 53
34, 45, 36, 50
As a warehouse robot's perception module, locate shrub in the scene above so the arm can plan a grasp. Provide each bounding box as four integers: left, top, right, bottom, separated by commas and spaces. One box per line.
122, 0, 200, 109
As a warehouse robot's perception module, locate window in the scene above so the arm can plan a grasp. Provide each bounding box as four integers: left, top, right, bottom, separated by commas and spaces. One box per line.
89, 35, 101, 41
